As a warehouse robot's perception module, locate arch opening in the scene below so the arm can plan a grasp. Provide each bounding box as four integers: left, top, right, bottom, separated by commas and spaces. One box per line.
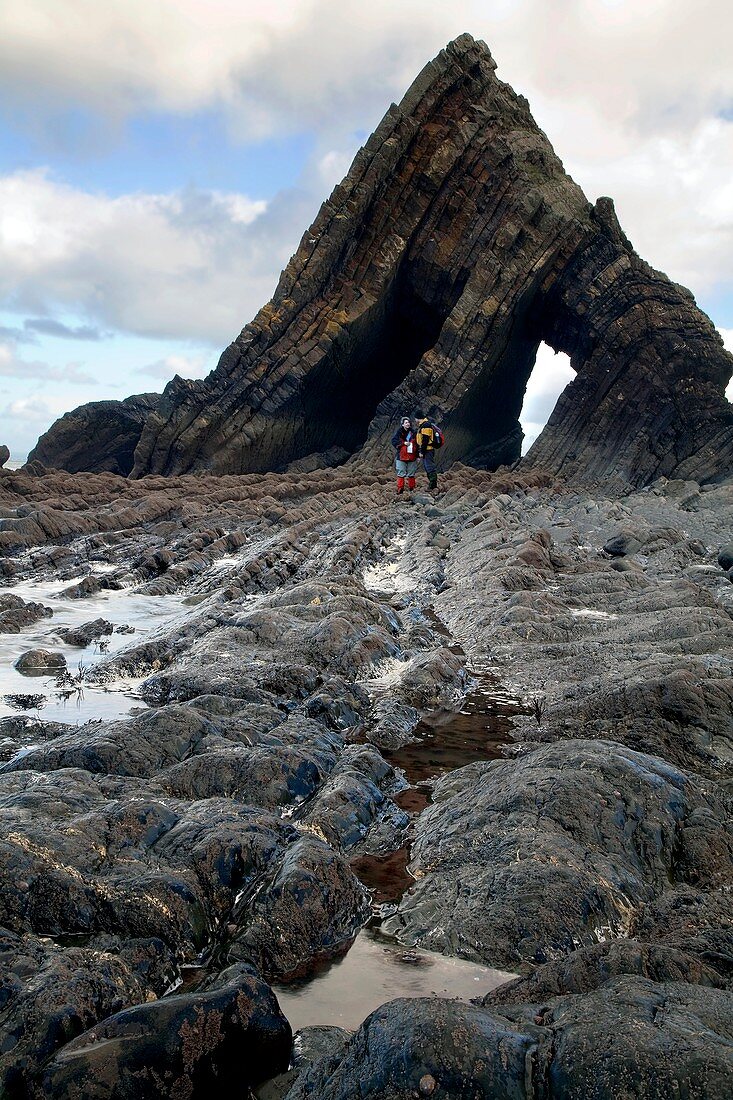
520, 343, 574, 455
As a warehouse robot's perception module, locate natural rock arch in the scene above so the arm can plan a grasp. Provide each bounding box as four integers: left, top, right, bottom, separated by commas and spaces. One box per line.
31, 34, 733, 486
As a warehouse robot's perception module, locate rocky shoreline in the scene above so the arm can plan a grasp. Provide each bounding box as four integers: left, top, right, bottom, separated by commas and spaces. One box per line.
0, 460, 731, 1097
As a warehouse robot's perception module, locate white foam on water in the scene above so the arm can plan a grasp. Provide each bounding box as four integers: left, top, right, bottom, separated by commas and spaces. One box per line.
358, 656, 411, 691
0, 579, 191, 723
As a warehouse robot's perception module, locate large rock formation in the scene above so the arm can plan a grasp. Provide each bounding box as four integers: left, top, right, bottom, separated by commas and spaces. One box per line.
31, 35, 733, 485
29, 393, 160, 476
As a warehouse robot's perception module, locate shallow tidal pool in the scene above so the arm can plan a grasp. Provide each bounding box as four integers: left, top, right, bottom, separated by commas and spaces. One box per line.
271, 926, 516, 1032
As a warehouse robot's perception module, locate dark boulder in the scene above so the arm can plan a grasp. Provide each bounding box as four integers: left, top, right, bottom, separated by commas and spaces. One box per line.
28, 393, 161, 476
56, 618, 114, 647
229, 836, 371, 980
283, 981, 733, 1099
1, 706, 210, 777
0, 595, 52, 634
516, 977, 733, 1100
39, 963, 291, 1099
384, 740, 733, 970
485, 939, 726, 1005
60, 575, 103, 599
718, 543, 733, 570
0, 929, 174, 1097
283, 997, 539, 1099
14, 650, 66, 675
603, 532, 643, 556
0, 444, 10, 468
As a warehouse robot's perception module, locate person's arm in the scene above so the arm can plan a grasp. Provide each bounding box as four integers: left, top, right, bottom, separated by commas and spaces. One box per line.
391, 429, 402, 449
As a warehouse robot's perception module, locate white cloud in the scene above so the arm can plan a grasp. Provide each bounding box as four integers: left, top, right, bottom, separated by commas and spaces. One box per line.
0, 340, 95, 383
3, 3, 731, 141
0, 2, 468, 139
520, 343, 574, 452
0, 392, 82, 457
1, 3, 730, 335
0, 169, 287, 345
135, 353, 211, 382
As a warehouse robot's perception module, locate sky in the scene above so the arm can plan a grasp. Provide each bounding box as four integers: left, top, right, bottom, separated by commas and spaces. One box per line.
1, 0, 732, 459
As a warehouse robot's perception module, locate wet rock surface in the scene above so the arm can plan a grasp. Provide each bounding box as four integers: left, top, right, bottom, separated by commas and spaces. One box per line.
281, 984, 733, 1099
0, 595, 53, 634
14, 649, 66, 674
1, 461, 733, 1096
40, 963, 291, 1099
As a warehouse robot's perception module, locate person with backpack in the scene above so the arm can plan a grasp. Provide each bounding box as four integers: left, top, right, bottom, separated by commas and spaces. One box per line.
414, 412, 444, 491
391, 416, 419, 494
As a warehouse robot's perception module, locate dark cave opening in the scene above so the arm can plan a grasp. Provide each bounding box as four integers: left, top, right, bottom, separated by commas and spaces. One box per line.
445, 305, 544, 469
295, 271, 461, 463
442, 296, 576, 470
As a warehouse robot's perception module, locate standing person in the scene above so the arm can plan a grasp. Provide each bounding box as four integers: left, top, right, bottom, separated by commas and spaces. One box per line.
415, 411, 443, 492
391, 416, 418, 494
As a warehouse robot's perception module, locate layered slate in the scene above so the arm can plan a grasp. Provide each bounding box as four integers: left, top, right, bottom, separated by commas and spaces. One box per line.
30, 35, 733, 485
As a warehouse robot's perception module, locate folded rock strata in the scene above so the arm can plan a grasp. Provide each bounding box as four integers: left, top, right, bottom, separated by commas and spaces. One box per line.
2, 463, 733, 1096
29, 35, 733, 486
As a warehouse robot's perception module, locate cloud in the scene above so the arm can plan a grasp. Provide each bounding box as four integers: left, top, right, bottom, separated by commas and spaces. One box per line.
0, 392, 83, 456
3, 3, 731, 144
0, 4, 730, 347
0, 169, 285, 345
0, 1, 465, 139
24, 317, 104, 340
0, 324, 36, 343
0, 341, 95, 384
520, 343, 574, 451
135, 353, 212, 382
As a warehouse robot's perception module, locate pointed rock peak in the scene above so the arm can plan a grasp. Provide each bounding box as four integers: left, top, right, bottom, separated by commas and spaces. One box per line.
31, 37, 733, 487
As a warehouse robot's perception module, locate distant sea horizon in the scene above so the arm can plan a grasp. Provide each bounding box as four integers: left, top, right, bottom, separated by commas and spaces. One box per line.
5, 458, 26, 470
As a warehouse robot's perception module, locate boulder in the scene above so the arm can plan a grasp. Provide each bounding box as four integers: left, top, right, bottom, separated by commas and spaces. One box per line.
283, 998, 537, 1100
56, 619, 114, 647
14, 650, 66, 675
282, 981, 733, 1099
0, 595, 53, 634
718, 544, 733, 570
229, 836, 370, 979
39, 964, 291, 1099
603, 532, 643, 556
383, 740, 733, 970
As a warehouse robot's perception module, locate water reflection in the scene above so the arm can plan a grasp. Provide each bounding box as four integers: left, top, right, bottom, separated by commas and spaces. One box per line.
271, 926, 515, 1032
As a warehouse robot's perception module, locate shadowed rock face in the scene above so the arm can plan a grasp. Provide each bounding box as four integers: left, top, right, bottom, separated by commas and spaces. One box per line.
29, 393, 161, 476
30, 34, 733, 485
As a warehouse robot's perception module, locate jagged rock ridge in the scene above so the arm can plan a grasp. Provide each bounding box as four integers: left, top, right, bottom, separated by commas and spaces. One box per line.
30, 34, 733, 485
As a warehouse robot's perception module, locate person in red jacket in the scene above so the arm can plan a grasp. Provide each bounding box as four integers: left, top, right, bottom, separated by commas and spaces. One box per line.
391, 416, 418, 493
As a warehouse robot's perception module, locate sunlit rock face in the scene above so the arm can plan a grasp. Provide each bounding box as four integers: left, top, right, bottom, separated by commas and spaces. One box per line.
31, 35, 733, 485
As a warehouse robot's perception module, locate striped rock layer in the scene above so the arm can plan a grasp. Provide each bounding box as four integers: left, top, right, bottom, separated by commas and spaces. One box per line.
31, 35, 733, 486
